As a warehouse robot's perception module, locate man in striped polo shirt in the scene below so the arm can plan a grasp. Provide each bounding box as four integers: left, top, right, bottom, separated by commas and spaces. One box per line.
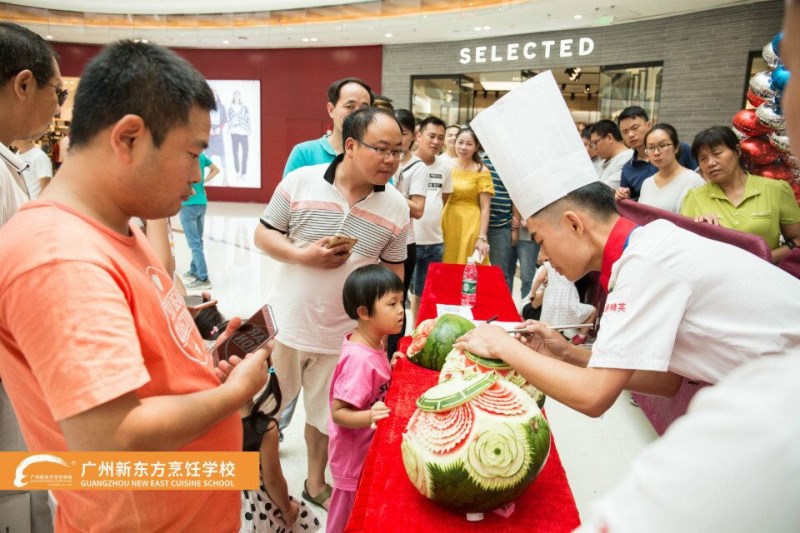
255, 107, 408, 510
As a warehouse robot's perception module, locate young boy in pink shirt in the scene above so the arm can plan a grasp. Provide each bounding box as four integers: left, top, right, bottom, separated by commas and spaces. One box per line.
326, 265, 404, 532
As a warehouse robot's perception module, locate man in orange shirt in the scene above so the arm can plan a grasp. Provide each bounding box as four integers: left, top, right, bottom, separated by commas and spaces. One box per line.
0, 41, 269, 531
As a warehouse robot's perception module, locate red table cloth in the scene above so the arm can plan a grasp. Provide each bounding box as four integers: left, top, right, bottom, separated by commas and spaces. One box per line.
346, 263, 581, 532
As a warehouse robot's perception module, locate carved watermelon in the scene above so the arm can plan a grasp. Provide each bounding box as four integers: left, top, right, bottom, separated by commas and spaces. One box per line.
407, 314, 475, 371
440, 348, 546, 409
402, 374, 550, 514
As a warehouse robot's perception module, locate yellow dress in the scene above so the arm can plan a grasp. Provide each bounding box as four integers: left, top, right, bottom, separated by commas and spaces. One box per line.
442, 167, 495, 264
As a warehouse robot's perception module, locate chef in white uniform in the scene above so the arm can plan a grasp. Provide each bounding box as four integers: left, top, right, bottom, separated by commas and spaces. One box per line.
454, 12, 800, 531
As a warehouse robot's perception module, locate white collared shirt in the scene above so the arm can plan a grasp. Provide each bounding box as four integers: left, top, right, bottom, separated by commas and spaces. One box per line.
0, 142, 30, 227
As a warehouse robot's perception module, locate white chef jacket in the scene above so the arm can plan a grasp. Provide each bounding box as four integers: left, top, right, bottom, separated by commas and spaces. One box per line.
575, 351, 800, 533
589, 218, 800, 384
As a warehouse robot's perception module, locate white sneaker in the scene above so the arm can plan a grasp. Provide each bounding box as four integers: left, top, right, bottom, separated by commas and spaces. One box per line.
181, 270, 197, 281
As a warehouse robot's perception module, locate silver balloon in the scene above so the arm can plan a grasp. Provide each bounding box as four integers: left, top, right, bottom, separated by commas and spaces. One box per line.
756, 101, 786, 132
769, 132, 792, 153
732, 126, 749, 141
750, 71, 777, 101
762, 42, 781, 69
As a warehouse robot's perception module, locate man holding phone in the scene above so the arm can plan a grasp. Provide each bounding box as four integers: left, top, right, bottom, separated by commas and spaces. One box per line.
0, 41, 270, 531
255, 107, 409, 510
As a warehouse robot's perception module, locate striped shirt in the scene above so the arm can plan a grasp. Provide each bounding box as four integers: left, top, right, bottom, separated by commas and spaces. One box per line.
260, 155, 409, 353
484, 156, 513, 228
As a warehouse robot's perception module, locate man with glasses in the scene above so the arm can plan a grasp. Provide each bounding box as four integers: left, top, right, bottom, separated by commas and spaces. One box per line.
616, 106, 696, 201
0, 22, 64, 226
283, 77, 373, 177
255, 107, 408, 511
0, 21, 63, 533
588, 119, 632, 190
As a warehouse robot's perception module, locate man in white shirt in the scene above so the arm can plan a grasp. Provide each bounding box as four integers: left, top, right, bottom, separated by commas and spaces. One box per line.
15, 138, 53, 198
255, 107, 408, 510
1, 21, 63, 533
588, 120, 633, 190
410, 115, 453, 320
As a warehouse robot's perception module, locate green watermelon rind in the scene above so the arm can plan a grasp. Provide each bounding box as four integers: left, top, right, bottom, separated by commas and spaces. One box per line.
409, 314, 475, 371
424, 413, 551, 513
465, 350, 512, 370
416, 374, 496, 412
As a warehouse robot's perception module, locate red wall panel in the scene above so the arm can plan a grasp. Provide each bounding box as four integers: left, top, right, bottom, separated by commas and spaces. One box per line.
53, 43, 383, 203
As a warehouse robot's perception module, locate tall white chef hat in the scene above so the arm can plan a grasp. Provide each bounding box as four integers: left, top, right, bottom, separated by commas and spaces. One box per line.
470, 70, 598, 220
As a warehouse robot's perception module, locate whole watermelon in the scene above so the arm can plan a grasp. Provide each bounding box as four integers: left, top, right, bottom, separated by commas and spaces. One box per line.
407, 314, 475, 371
402, 374, 551, 513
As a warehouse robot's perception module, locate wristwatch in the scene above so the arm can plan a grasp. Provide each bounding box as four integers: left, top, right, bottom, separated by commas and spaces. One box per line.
787, 238, 797, 250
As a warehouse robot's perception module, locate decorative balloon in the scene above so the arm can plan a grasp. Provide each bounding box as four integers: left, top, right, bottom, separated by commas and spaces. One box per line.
733, 109, 771, 137
739, 137, 780, 166
770, 65, 791, 93
763, 42, 781, 69
750, 71, 777, 102
756, 101, 786, 132
753, 164, 794, 181
772, 32, 783, 57
746, 89, 766, 108
769, 131, 792, 153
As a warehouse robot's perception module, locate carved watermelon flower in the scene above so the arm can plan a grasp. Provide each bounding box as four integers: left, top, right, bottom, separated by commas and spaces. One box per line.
465, 423, 530, 491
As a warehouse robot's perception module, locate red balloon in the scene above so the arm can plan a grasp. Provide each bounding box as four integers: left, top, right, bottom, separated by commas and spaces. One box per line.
739, 137, 780, 165
733, 109, 771, 137
754, 163, 794, 181
746, 89, 765, 108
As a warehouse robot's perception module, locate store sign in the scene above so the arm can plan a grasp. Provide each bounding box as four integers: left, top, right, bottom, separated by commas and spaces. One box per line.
459, 37, 595, 65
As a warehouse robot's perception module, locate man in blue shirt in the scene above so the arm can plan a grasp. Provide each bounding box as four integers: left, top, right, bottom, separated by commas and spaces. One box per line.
483, 155, 515, 290
617, 106, 697, 201
282, 77, 373, 177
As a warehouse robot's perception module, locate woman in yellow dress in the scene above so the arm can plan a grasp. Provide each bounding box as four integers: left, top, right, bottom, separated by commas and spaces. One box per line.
442, 127, 494, 264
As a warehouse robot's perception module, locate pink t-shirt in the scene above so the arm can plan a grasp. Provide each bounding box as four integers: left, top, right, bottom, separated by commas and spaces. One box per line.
327, 333, 392, 491
0, 201, 241, 532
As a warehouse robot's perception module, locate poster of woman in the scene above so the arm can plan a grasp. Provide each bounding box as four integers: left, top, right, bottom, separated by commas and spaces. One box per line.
205, 80, 261, 189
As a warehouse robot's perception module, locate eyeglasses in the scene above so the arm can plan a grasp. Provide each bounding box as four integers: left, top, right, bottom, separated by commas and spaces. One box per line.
32, 74, 68, 107
357, 140, 406, 160
589, 137, 603, 149
644, 143, 673, 155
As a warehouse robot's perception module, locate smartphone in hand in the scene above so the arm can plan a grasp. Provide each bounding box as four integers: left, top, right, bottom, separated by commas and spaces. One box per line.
215, 305, 278, 361
326, 234, 358, 249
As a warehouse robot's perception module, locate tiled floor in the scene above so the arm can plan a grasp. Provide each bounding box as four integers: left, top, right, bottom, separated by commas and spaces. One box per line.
174, 201, 659, 529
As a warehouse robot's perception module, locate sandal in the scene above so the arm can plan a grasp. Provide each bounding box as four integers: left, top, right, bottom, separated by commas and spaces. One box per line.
302, 479, 332, 511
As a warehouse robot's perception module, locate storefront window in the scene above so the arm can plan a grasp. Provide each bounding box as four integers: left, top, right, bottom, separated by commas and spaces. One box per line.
598, 63, 663, 122
412, 75, 474, 124
411, 63, 663, 125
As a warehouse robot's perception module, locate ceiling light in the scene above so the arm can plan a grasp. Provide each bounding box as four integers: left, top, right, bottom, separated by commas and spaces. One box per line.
474, 26, 482, 31
574, 14, 583, 20
483, 25, 490, 30
222, 40, 230, 44
310, 37, 318, 42
141, 39, 148, 43
302, 38, 309, 42
385, 33, 393, 38
45, 35, 53, 40
584, 84, 591, 93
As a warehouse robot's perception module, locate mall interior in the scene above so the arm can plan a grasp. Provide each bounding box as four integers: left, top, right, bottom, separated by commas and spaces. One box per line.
1, 0, 797, 532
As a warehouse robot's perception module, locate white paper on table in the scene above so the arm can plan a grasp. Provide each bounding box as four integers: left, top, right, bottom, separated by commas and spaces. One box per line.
436, 304, 474, 319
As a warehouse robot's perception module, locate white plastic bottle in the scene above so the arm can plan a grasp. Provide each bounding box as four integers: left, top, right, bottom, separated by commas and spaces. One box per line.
460, 258, 478, 307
